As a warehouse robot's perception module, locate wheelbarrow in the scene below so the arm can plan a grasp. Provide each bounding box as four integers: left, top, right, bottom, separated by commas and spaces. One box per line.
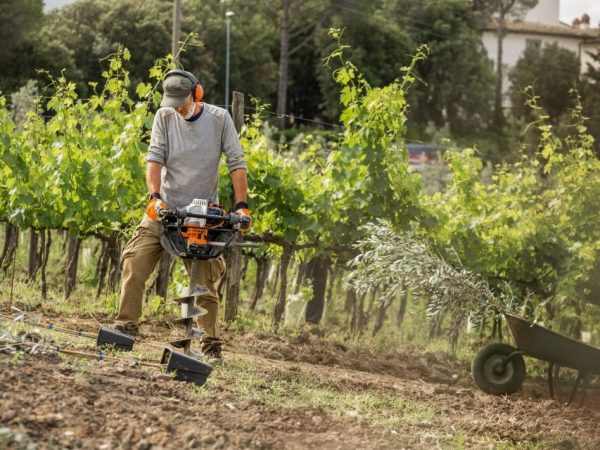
471, 313, 600, 405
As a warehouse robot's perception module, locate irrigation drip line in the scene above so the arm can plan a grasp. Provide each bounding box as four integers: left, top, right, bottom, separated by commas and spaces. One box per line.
38, 103, 464, 152
0, 311, 176, 352
0, 313, 97, 340
0, 336, 162, 369
243, 106, 344, 129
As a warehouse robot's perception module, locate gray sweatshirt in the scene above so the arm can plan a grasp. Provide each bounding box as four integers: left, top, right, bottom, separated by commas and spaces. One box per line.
147, 103, 246, 207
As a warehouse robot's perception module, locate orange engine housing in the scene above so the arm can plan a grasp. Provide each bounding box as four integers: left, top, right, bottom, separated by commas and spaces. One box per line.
182, 225, 209, 246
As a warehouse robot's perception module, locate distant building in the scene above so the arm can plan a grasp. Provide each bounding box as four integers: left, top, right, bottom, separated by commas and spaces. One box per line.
481, 0, 600, 105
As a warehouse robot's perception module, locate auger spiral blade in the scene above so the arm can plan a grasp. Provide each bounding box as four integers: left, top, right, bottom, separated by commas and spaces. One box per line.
172, 294, 203, 305
169, 338, 192, 349
172, 307, 208, 324
189, 285, 210, 296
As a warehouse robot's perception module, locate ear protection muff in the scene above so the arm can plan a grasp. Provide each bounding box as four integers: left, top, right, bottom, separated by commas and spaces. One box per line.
165, 69, 204, 102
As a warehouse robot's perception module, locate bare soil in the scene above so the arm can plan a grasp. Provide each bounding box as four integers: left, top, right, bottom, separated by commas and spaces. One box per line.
1, 308, 599, 449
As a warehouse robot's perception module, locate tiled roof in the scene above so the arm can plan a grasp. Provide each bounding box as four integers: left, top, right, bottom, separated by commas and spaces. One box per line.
484, 19, 600, 39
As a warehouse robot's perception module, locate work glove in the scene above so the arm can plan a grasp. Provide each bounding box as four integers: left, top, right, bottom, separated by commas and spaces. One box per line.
145, 193, 166, 221
235, 202, 252, 232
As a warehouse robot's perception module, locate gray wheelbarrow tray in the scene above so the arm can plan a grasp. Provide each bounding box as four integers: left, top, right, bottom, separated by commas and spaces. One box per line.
472, 313, 600, 404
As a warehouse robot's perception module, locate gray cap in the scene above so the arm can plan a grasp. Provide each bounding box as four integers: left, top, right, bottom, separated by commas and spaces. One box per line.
160, 75, 193, 107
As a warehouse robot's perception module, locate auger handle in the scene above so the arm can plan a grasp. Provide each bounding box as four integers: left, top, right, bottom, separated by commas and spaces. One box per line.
158, 208, 243, 225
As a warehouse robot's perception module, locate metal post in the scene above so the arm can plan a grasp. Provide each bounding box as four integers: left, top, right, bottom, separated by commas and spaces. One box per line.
172, 0, 182, 66
224, 11, 234, 112
184, 259, 198, 354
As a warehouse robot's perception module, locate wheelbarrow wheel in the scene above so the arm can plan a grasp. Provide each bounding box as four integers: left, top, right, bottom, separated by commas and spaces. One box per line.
472, 343, 525, 395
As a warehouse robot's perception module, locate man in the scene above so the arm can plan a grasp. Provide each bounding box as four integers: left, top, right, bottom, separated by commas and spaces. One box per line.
115, 70, 250, 362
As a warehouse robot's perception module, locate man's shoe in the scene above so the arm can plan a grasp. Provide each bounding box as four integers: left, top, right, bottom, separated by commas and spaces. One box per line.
114, 322, 140, 337
201, 340, 223, 365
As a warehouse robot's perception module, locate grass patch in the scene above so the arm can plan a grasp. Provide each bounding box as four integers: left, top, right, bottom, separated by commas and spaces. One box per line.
215, 358, 436, 428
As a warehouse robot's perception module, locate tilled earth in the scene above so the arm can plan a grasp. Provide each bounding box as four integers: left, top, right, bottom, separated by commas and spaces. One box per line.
1, 309, 599, 449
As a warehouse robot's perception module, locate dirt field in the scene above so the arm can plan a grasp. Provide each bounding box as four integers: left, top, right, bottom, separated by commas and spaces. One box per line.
1, 308, 599, 450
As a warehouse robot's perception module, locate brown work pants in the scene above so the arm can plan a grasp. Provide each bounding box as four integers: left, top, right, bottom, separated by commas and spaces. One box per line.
115, 215, 226, 341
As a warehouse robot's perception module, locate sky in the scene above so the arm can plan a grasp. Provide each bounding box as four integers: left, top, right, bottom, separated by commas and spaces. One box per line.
560, 0, 600, 26
42, 0, 600, 27
43, 0, 74, 11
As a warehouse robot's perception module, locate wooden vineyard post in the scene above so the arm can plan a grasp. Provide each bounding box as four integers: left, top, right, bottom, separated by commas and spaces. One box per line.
64, 234, 81, 299
272, 246, 292, 328
224, 92, 244, 323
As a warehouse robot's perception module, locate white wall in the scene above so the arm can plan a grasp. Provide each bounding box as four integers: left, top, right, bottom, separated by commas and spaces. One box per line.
482, 30, 582, 105
482, 31, 581, 68
523, 0, 561, 25
581, 42, 600, 73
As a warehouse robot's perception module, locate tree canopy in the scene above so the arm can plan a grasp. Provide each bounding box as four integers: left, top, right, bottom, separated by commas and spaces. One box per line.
509, 43, 580, 124
0, 0, 509, 147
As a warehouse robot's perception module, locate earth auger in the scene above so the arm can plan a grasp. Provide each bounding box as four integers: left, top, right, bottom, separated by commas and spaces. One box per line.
0, 199, 247, 387
156, 199, 249, 384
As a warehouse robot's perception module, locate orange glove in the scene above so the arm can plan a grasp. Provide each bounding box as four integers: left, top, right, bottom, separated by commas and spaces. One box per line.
235, 203, 252, 232
145, 194, 166, 221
